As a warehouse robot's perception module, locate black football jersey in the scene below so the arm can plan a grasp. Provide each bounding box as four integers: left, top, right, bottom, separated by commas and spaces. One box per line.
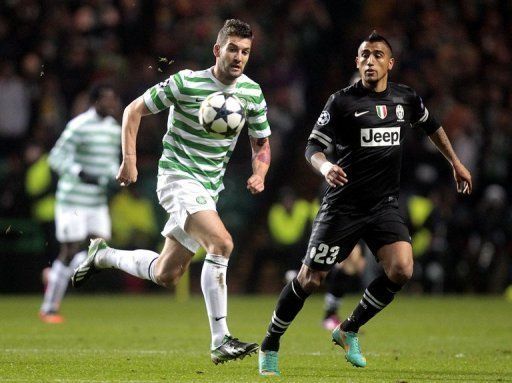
307, 80, 440, 209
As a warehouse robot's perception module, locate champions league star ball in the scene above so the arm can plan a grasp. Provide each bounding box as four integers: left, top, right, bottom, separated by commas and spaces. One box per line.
199, 92, 246, 138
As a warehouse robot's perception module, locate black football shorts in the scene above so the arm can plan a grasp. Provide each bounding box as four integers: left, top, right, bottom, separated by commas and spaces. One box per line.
303, 197, 411, 271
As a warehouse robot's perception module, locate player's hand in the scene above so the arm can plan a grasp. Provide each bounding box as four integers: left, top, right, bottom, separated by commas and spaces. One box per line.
116, 155, 138, 187
321, 163, 348, 188
247, 174, 264, 194
453, 161, 472, 194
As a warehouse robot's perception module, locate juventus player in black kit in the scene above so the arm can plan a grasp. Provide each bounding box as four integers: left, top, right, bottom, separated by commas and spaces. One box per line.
258, 31, 472, 376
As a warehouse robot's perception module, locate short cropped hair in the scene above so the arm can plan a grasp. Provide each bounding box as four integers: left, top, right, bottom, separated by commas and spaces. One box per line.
362, 30, 393, 54
89, 83, 115, 103
216, 19, 253, 46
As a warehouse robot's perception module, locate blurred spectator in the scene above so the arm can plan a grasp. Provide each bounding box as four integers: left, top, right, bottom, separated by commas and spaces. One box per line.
0, 60, 31, 154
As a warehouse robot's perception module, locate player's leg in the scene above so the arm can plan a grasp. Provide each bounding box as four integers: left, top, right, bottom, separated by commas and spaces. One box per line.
40, 204, 88, 323
334, 242, 411, 368
337, 204, 412, 367
151, 236, 194, 287
323, 264, 345, 330
40, 241, 80, 323
72, 204, 162, 286
185, 210, 258, 364
324, 243, 365, 330
72, 238, 161, 286
259, 263, 327, 376
259, 206, 357, 375
340, 241, 411, 332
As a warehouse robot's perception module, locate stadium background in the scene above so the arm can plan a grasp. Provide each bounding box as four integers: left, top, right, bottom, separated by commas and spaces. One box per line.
0, 0, 511, 296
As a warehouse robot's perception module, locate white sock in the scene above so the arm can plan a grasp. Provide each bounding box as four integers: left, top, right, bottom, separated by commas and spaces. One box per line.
95, 247, 158, 282
201, 253, 230, 349
69, 250, 87, 271
40, 259, 73, 313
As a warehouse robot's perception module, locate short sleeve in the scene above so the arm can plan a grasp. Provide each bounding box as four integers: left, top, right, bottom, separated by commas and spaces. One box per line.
143, 71, 186, 114
246, 91, 271, 138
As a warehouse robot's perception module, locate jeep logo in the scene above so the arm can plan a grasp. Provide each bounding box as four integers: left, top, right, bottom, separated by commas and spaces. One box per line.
361, 127, 400, 147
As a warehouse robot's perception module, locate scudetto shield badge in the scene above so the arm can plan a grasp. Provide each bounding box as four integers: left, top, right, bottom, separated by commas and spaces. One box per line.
376, 105, 387, 119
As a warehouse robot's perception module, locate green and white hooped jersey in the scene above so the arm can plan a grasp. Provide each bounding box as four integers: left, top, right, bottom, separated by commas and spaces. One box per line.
49, 108, 121, 207
143, 67, 271, 199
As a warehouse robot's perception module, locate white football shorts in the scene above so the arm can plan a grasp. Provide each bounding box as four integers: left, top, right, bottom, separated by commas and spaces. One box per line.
156, 175, 217, 253
55, 204, 111, 243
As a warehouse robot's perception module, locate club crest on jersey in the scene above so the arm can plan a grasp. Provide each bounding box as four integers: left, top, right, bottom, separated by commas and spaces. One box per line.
376, 105, 387, 119
361, 127, 400, 147
196, 196, 207, 205
316, 111, 330, 126
396, 104, 404, 122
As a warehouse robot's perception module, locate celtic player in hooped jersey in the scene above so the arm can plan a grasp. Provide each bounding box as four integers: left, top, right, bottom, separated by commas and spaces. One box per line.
143, 66, 269, 198
39, 84, 121, 324
259, 32, 472, 376
72, 19, 270, 364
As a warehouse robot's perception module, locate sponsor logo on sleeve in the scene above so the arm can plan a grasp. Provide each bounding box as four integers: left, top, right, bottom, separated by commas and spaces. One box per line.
360, 127, 400, 147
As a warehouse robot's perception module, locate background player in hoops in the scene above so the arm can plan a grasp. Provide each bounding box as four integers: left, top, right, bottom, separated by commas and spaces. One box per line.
258, 31, 472, 376
39, 84, 120, 324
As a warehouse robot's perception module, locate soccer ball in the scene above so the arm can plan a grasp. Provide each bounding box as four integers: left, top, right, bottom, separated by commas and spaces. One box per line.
199, 92, 246, 138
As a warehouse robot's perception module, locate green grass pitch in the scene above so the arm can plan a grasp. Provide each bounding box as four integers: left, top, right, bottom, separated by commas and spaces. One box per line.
1, 294, 511, 382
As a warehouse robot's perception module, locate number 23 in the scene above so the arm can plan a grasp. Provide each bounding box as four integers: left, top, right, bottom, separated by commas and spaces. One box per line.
309, 243, 340, 264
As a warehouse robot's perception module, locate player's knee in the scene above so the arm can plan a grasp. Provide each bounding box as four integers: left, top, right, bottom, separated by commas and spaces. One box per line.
297, 270, 325, 293
153, 267, 185, 288
389, 259, 413, 285
207, 235, 233, 257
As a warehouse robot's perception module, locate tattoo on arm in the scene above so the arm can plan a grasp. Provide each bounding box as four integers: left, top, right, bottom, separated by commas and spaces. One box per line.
251, 137, 271, 164
256, 151, 271, 164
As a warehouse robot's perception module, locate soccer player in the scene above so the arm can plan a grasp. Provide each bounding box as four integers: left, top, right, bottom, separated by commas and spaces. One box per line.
258, 31, 472, 375
39, 84, 120, 323
72, 19, 270, 364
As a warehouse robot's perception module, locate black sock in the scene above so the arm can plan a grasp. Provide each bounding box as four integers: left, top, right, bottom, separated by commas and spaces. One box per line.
341, 274, 402, 333
261, 277, 310, 352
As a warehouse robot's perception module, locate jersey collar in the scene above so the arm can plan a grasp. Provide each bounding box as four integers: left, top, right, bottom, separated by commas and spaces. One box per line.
356, 80, 390, 98
207, 67, 237, 92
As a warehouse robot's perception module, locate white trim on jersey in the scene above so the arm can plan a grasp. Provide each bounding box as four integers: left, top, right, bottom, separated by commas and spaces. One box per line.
309, 131, 332, 148
418, 108, 429, 123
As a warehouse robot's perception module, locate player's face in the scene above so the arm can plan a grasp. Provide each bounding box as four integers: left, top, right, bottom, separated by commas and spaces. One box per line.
356, 41, 394, 88
214, 36, 252, 83
95, 89, 119, 117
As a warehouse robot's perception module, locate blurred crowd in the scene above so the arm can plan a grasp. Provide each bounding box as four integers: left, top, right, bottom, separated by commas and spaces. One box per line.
0, 0, 511, 294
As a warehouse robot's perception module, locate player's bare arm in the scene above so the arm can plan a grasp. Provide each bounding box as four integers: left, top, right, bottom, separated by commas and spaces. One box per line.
428, 127, 472, 194
247, 136, 270, 194
117, 96, 152, 187
310, 151, 348, 188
